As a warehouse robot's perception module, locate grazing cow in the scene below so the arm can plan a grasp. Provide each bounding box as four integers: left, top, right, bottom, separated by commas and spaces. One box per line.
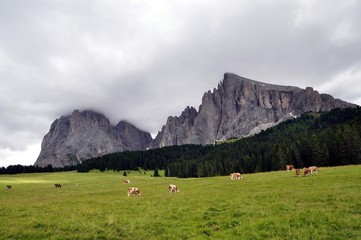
295, 169, 301, 176
127, 187, 141, 197
303, 168, 311, 177
53, 183, 62, 188
168, 184, 180, 193
6, 185, 12, 190
309, 166, 319, 174
122, 180, 131, 184
230, 173, 243, 180
286, 165, 295, 171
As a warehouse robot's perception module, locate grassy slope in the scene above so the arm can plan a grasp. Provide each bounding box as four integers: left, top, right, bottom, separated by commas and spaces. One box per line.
0, 166, 360, 240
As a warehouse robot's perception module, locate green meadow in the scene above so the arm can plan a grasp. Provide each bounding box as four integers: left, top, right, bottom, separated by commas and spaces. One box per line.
1, 165, 360, 239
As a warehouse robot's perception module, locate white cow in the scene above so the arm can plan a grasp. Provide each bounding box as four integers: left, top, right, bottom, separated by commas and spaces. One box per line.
230, 172, 243, 180
168, 184, 180, 193
286, 164, 295, 171
127, 187, 141, 197
308, 166, 320, 174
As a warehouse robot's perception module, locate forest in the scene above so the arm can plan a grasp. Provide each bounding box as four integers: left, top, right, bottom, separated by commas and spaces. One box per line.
0, 164, 77, 175
2, 107, 361, 177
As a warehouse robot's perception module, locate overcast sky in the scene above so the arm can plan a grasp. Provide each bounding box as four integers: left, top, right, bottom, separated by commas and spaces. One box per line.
1, 0, 360, 167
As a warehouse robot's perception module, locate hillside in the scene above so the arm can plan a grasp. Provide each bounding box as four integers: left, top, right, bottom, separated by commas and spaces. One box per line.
78, 107, 361, 177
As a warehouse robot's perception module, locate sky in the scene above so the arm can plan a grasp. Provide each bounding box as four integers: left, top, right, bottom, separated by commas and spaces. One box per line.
1, 0, 361, 167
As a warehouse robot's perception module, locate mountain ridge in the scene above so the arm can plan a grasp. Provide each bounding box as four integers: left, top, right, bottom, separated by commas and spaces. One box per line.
34, 73, 357, 167
152, 73, 355, 147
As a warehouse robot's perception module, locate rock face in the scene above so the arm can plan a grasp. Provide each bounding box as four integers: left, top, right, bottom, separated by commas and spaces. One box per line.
34, 110, 152, 167
115, 121, 153, 151
151, 106, 198, 147
152, 73, 356, 147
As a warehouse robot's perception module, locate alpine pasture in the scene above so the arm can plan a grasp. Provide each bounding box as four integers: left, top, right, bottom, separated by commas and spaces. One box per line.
1, 166, 360, 239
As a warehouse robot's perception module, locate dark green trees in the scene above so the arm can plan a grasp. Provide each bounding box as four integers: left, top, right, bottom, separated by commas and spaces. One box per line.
153, 168, 160, 177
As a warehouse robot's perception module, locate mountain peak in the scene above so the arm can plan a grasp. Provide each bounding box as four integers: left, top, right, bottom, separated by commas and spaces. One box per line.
153, 72, 356, 146
223, 73, 301, 92
35, 110, 152, 167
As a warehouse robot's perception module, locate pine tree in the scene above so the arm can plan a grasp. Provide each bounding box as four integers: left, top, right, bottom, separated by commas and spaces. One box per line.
153, 168, 160, 177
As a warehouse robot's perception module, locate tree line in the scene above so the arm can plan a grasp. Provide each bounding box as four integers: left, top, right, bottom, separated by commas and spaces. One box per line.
0, 164, 77, 175
77, 144, 212, 174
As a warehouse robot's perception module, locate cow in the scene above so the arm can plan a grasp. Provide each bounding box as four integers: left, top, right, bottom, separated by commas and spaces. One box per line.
303, 168, 311, 177
230, 172, 243, 180
122, 180, 131, 184
308, 166, 320, 174
286, 165, 295, 171
127, 187, 141, 197
295, 169, 301, 176
6, 185, 12, 190
168, 184, 180, 193
53, 183, 62, 188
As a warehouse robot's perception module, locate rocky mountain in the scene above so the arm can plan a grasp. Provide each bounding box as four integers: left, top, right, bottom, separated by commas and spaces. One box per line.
34, 110, 152, 167
35, 73, 357, 167
152, 73, 356, 147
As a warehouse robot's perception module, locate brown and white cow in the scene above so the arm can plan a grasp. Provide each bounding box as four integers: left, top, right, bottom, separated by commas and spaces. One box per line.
127, 187, 141, 197
168, 184, 180, 193
308, 166, 320, 174
286, 164, 295, 171
53, 183, 62, 188
122, 180, 131, 184
303, 168, 311, 177
295, 169, 301, 176
230, 172, 243, 180
6, 185, 12, 190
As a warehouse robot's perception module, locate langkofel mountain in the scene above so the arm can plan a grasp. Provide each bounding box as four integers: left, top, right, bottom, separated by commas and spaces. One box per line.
35, 73, 357, 167
35, 110, 152, 167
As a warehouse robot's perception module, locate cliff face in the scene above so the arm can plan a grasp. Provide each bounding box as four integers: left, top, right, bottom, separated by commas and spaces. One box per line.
152, 73, 356, 146
115, 121, 153, 151
151, 106, 198, 147
34, 110, 152, 167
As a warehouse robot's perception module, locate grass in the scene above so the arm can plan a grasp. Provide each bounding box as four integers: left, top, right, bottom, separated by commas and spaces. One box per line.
0, 166, 360, 239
